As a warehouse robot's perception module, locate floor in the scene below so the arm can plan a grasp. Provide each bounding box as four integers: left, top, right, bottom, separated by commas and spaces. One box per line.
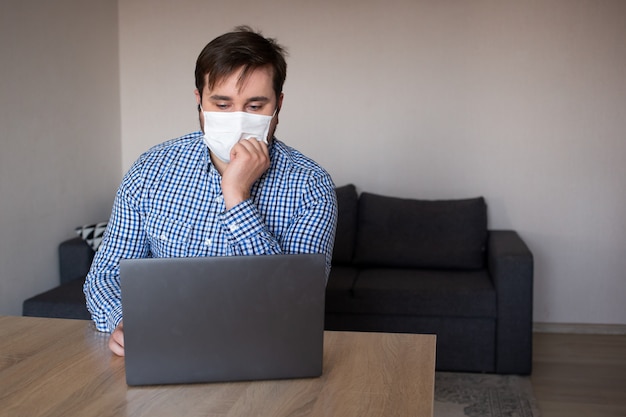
531, 332, 626, 417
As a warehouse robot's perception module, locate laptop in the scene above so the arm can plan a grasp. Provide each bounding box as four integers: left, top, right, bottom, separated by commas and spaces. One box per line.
119, 253, 326, 386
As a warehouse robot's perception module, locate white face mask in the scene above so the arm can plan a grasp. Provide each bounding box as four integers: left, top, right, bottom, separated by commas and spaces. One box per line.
201, 110, 274, 163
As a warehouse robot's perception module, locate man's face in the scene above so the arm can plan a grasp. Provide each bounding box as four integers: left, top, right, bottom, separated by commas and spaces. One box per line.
195, 66, 283, 143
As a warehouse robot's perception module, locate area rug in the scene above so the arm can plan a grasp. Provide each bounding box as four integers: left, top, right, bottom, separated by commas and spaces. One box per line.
434, 372, 541, 417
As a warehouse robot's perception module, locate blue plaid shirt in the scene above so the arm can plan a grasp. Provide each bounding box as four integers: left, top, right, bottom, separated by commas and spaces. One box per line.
84, 132, 337, 332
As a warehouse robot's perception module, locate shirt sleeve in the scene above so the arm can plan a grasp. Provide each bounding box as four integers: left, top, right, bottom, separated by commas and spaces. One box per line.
219, 173, 338, 278
218, 199, 281, 255
83, 167, 150, 333
284, 174, 338, 278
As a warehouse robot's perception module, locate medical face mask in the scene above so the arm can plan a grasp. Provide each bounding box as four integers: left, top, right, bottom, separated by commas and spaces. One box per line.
201, 110, 274, 163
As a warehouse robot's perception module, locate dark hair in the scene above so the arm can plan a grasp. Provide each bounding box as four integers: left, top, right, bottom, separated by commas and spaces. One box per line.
195, 26, 288, 100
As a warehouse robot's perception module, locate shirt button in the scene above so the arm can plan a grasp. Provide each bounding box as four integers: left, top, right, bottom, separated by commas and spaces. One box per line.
229, 223, 240, 232
204, 238, 212, 246
159, 233, 168, 241
214, 195, 223, 203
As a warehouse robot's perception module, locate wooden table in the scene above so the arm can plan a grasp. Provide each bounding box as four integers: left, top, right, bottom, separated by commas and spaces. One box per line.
0, 316, 435, 417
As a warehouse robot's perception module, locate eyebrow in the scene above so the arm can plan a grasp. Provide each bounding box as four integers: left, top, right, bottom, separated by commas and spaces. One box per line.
208, 95, 232, 101
208, 95, 270, 103
247, 96, 271, 103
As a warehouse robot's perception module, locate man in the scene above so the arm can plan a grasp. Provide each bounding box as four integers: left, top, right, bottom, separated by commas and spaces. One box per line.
84, 26, 338, 356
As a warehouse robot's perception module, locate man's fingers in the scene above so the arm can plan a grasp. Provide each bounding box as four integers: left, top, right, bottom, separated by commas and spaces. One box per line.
108, 323, 125, 356
229, 139, 270, 167
235, 137, 269, 156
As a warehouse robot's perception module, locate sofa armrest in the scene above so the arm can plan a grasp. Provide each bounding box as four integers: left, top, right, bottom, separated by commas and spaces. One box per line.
59, 237, 95, 284
487, 230, 534, 374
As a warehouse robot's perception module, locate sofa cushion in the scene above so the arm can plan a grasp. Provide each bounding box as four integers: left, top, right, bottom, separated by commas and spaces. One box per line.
350, 268, 496, 318
332, 184, 359, 265
324, 266, 359, 313
354, 193, 487, 269
22, 278, 91, 320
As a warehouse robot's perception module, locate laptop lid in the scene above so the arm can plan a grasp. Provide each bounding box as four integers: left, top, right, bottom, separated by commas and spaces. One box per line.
119, 253, 326, 386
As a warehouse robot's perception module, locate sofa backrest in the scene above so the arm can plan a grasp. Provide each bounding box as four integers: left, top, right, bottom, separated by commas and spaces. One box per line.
59, 237, 96, 284
332, 185, 488, 270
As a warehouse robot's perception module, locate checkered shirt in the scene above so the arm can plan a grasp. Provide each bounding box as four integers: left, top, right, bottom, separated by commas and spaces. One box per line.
84, 132, 337, 332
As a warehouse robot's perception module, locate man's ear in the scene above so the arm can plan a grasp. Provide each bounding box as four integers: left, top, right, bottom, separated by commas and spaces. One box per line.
276, 92, 284, 113
194, 89, 201, 109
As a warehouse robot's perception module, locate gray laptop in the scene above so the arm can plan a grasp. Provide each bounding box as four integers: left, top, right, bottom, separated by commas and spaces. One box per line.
119, 253, 326, 386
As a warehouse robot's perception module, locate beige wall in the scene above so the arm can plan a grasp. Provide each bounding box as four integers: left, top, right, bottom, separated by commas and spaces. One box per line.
119, 0, 626, 326
0, 1, 121, 315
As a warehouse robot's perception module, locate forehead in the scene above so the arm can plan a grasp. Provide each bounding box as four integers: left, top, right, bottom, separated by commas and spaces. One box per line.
204, 66, 274, 98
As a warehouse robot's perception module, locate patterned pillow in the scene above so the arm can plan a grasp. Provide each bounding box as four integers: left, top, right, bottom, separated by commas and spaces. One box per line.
75, 222, 108, 252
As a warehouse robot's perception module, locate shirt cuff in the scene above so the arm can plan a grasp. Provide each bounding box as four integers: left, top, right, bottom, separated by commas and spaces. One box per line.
219, 199, 265, 243
107, 304, 124, 333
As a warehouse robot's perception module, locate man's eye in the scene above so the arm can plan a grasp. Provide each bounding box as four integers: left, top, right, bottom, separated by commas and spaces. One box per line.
216, 104, 229, 110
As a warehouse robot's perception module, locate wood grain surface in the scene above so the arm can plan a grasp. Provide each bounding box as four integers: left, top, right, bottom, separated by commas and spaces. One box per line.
0, 316, 435, 417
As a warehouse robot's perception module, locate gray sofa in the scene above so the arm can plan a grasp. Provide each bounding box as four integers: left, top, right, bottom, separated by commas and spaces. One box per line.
23, 184, 533, 374
326, 184, 533, 375
22, 236, 93, 320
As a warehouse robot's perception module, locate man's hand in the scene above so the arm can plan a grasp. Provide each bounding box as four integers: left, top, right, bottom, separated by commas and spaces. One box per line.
220, 138, 270, 210
109, 321, 125, 356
